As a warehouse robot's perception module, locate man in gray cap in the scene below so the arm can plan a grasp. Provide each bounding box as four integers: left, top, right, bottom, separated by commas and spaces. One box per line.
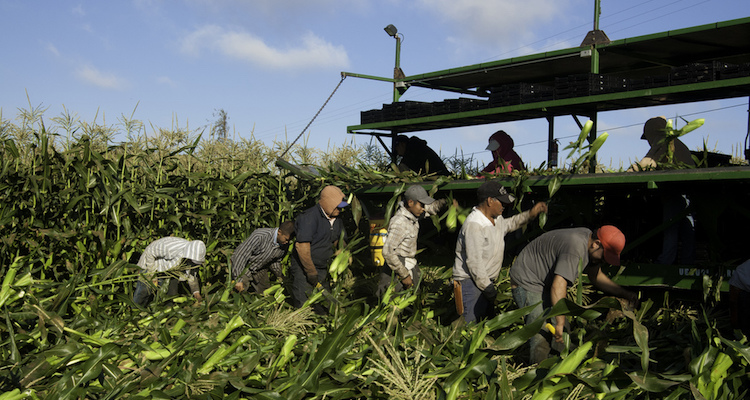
453, 180, 547, 323
377, 185, 455, 297
133, 237, 206, 307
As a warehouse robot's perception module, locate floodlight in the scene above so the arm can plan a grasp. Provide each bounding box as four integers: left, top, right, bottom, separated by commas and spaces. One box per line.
384, 24, 398, 37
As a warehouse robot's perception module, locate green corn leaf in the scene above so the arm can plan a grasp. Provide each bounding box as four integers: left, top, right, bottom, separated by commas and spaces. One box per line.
297, 303, 362, 391
546, 341, 592, 377
626, 371, 683, 393
547, 175, 561, 198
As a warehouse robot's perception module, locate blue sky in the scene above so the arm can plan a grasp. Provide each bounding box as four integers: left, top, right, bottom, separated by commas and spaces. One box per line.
1, 0, 749, 170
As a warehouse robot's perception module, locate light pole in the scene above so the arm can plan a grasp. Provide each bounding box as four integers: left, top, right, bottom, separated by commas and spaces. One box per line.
384, 24, 406, 102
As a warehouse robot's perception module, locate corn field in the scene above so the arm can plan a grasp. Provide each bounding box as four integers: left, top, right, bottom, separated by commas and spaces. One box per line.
0, 110, 749, 399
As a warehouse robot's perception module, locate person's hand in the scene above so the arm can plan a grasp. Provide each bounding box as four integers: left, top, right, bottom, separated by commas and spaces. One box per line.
624, 290, 640, 309
452, 199, 459, 209
234, 281, 245, 292
554, 322, 565, 343
482, 285, 498, 301
306, 272, 319, 287
530, 202, 548, 218
193, 291, 203, 302
401, 275, 413, 288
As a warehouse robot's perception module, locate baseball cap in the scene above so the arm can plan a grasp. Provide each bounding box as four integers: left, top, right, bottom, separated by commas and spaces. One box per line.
404, 185, 435, 205
477, 180, 515, 204
596, 225, 625, 266
486, 139, 501, 151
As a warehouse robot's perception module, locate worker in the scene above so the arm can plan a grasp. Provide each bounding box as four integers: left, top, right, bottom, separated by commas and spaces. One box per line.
453, 180, 547, 323
393, 134, 450, 176
376, 185, 455, 297
629, 116, 696, 265
629, 116, 695, 170
729, 259, 750, 337
509, 225, 639, 363
232, 221, 295, 294
289, 185, 348, 311
133, 237, 206, 307
481, 130, 526, 174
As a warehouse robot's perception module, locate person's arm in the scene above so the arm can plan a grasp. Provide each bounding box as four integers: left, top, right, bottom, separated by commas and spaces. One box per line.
186, 270, 202, 301
587, 265, 638, 305
231, 234, 263, 292
504, 202, 548, 232
269, 259, 284, 281
295, 242, 318, 285
424, 198, 448, 216
550, 274, 567, 343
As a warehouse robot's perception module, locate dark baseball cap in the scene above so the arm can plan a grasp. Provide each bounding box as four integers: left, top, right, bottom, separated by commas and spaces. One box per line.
477, 181, 515, 204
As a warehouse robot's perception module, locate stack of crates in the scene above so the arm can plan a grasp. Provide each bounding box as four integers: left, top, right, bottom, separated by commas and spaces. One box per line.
717, 62, 750, 80
669, 62, 723, 85
628, 75, 670, 91
554, 73, 628, 99
360, 109, 382, 124
488, 83, 554, 106
381, 101, 432, 121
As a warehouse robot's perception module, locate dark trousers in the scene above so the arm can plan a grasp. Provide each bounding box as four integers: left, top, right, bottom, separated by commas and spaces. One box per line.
289, 259, 329, 309
133, 278, 178, 307
730, 285, 750, 337
376, 264, 421, 300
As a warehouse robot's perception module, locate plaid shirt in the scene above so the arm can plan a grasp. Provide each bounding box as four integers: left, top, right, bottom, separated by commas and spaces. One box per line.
231, 228, 287, 285
383, 199, 447, 280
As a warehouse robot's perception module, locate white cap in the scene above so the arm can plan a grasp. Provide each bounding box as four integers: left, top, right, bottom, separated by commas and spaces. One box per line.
486, 139, 500, 151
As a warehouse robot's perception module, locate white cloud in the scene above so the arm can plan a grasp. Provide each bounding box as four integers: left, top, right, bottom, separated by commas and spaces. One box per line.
75, 65, 127, 90
156, 76, 177, 87
72, 4, 85, 16
180, 25, 350, 70
46, 43, 60, 57
417, 0, 572, 52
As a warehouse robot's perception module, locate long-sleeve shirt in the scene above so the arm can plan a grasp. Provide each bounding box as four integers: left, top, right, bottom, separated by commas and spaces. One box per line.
453, 208, 532, 290
383, 199, 447, 279
137, 237, 205, 293
231, 228, 287, 285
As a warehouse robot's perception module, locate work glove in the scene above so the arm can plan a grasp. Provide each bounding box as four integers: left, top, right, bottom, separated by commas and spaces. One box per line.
482, 284, 498, 301
306, 272, 319, 287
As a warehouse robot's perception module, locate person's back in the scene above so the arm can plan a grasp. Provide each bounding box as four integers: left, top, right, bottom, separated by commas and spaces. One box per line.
397, 135, 450, 176
632, 116, 695, 170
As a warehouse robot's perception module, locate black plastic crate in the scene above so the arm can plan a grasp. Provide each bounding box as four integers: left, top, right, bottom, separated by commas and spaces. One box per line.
717, 62, 750, 79
431, 101, 451, 115
360, 109, 382, 124
490, 83, 553, 105
458, 97, 489, 111
669, 62, 720, 85
554, 73, 626, 98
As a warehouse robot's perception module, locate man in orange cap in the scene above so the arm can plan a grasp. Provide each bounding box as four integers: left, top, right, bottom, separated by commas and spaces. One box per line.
509, 225, 638, 363
289, 185, 349, 311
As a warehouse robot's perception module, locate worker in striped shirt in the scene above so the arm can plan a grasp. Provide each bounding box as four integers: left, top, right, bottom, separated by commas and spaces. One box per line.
133, 237, 206, 307
232, 221, 295, 293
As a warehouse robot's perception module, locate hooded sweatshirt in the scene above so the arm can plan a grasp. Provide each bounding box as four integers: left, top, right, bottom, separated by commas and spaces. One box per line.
482, 130, 525, 173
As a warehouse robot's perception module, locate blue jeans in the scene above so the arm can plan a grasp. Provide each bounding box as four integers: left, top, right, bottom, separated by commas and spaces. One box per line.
459, 279, 492, 323
511, 285, 551, 364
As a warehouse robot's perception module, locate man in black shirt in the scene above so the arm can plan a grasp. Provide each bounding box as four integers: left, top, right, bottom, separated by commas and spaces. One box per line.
289, 185, 348, 309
